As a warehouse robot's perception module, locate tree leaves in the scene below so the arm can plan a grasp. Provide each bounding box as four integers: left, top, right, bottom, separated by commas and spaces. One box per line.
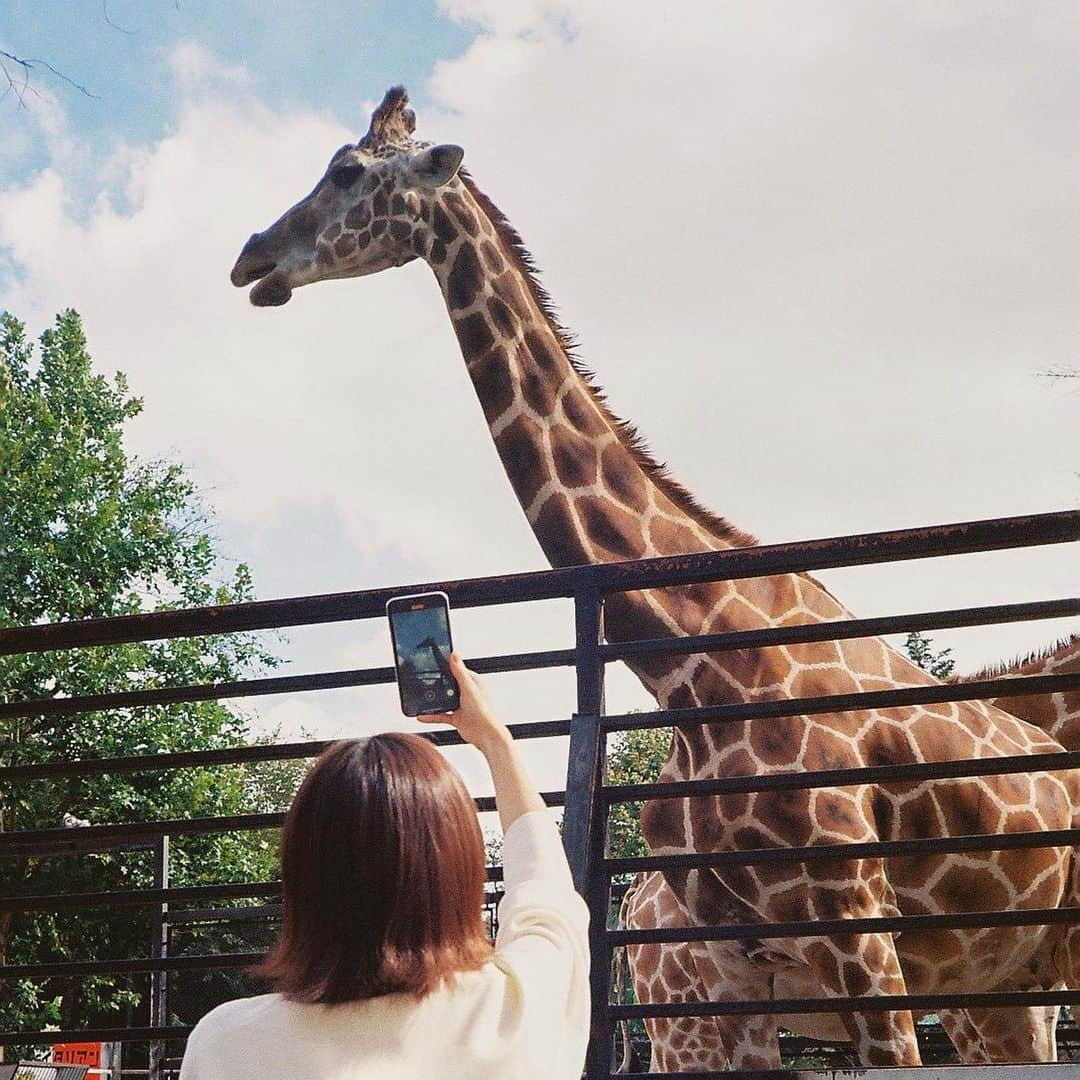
0, 310, 287, 1044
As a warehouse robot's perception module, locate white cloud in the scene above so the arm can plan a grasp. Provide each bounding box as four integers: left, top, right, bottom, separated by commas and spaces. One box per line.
1, 13, 1077, 791
169, 40, 252, 90
425, 0, 1079, 649
437, 0, 579, 38
0, 67, 81, 189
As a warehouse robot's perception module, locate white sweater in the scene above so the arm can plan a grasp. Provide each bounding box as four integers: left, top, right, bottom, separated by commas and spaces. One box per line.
178, 811, 591, 1079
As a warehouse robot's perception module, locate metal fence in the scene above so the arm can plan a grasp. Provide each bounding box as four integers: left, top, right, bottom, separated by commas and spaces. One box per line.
1, 510, 1078, 1078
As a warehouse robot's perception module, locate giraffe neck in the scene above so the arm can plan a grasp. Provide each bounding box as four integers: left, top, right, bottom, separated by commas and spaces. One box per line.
423, 177, 728, 568
958, 634, 1080, 750
418, 175, 881, 713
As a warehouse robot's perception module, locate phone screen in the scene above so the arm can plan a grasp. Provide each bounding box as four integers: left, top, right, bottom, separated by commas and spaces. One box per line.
387, 593, 460, 716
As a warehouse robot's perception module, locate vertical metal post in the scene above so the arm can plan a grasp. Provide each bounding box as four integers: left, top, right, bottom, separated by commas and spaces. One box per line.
149, 833, 170, 1080
561, 588, 613, 1080
102, 1041, 122, 1079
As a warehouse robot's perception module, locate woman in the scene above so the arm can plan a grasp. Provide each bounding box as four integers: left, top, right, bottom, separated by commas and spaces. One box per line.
179, 652, 590, 1079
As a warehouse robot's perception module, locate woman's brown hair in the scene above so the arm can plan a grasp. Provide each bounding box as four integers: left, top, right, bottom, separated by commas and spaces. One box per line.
253, 734, 493, 1003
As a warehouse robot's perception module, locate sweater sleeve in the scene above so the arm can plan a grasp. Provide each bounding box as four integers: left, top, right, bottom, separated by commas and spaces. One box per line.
177, 1007, 215, 1080
491, 810, 591, 1076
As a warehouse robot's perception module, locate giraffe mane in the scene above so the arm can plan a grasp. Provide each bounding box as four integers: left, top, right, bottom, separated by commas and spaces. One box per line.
459, 170, 758, 551
951, 633, 1080, 682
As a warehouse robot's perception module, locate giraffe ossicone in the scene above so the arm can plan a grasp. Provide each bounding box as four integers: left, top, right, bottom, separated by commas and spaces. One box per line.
233, 87, 1080, 1069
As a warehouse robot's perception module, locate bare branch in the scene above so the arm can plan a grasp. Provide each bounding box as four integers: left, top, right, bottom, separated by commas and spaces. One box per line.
0, 51, 37, 108
1037, 368, 1079, 380
102, 0, 137, 34
0, 49, 97, 107
4, 3, 185, 108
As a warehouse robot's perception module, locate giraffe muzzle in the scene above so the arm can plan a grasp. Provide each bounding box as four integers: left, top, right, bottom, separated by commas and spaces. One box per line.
231, 259, 277, 288
248, 271, 294, 307
230, 230, 282, 288
231, 241, 294, 306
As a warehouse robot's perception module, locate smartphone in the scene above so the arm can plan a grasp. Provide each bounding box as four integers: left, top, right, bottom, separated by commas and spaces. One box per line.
386, 591, 460, 717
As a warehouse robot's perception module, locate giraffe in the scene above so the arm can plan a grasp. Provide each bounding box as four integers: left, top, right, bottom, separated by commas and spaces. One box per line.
959, 634, 1080, 751
618, 633, 1080, 1071
230, 87, 1080, 1068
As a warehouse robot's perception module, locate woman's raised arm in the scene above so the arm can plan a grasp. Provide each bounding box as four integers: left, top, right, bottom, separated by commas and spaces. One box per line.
418, 651, 547, 833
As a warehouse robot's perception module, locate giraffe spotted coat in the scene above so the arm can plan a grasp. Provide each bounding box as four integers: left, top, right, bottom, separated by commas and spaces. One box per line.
620, 634, 1080, 1070
231, 87, 1080, 1069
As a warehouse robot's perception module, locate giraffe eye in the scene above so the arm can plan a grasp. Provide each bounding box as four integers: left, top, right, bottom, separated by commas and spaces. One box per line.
331, 163, 363, 189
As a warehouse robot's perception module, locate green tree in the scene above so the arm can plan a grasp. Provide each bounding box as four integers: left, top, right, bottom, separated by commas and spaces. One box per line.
904, 630, 956, 679
0, 310, 285, 1052
606, 720, 670, 865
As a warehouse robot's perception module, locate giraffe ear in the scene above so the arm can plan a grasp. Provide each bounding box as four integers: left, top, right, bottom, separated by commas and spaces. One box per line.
408, 144, 464, 188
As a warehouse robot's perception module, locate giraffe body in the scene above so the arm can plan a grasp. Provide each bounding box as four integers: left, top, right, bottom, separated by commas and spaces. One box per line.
231, 88, 1080, 1068
622, 634, 1080, 1069
961, 635, 1080, 750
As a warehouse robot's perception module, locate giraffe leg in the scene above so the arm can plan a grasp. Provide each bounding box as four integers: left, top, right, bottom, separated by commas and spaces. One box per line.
644, 1015, 729, 1073
942, 1006, 1058, 1063
663, 860, 920, 1066
800, 930, 921, 1066
938, 1009, 991, 1064
738, 857, 920, 1066
631, 939, 780, 1072
690, 939, 782, 1071
627, 938, 736, 1073
718, 1012, 781, 1072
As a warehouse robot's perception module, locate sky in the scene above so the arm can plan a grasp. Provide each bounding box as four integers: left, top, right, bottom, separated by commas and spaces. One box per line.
1, 1, 1077, 808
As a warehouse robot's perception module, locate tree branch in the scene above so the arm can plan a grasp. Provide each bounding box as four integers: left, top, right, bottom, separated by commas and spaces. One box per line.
102, 0, 137, 35
0, 49, 97, 108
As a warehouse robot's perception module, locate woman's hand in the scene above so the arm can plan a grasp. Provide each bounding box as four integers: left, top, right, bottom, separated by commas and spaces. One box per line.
417, 652, 511, 755
420, 652, 545, 831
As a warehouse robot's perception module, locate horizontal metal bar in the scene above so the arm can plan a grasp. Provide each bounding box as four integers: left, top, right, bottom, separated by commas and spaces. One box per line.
609, 987, 1080, 1020
0, 667, 396, 722
1, 511, 1074, 656
167, 893, 500, 929
600, 597, 1080, 662
167, 903, 283, 925
165, 894, 498, 927
0, 738, 335, 783
3, 668, 1070, 787
9, 890, 513, 971
0, 648, 577, 723
0, 718, 572, 783
2, 595, 1072, 730
6, 1018, 1079, 1054
0, 837, 160, 859
1, 951, 262, 980
0, 880, 281, 913
0, 812, 283, 855
1, 866, 504, 914
606, 827, 1080, 874
600, 673, 1080, 732
609, 905, 1080, 946
605, 749, 1080, 803
0, 1026, 192, 1046
609, 1069, 1080, 1080
0, 793, 564, 856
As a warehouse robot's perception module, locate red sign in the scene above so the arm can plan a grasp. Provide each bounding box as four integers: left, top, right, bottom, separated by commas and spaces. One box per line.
51, 1043, 102, 1067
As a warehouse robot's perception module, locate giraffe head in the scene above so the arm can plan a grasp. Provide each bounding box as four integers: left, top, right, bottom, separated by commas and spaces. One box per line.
230, 86, 463, 306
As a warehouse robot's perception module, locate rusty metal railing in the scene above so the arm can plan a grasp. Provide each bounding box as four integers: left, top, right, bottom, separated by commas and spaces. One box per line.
1, 510, 1078, 1077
